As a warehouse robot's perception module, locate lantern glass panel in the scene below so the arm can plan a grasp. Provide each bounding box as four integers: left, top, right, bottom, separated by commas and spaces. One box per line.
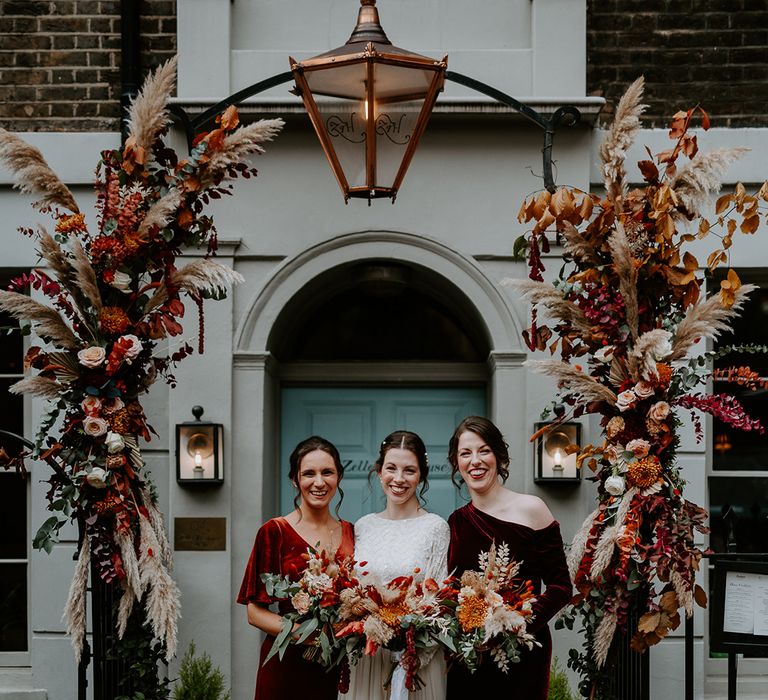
314, 95, 368, 189
178, 423, 219, 481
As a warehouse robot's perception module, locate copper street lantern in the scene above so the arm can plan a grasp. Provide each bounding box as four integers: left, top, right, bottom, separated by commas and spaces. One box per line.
290, 0, 447, 203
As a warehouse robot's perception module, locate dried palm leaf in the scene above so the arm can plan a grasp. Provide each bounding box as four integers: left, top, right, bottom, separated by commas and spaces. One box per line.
45, 351, 82, 382
627, 328, 673, 381
125, 56, 178, 154
608, 222, 639, 339
62, 536, 90, 662
599, 77, 646, 208
137, 189, 182, 238
608, 355, 629, 388
143, 259, 244, 315
124, 435, 145, 472
0, 290, 80, 349
525, 359, 618, 406
669, 284, 755, 361
504, 278, 592, 336
670, 148, 748, 218
10, 376, 62, 399
0, 129, 80, 213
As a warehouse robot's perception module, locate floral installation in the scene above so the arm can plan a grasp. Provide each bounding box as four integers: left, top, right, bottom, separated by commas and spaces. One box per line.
334, 568, 453, 694
508, 77, 767, 697
0, 56, 283, 663
261, 548, 361, 691
442, 542, 538, 674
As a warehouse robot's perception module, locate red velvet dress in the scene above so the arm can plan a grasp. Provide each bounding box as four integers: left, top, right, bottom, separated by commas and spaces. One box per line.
447, 503, 572, 700
237, 517, 355, 700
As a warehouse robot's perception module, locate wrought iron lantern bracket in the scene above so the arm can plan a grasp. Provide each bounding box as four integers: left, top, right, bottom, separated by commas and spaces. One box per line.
171, 73, 581, 195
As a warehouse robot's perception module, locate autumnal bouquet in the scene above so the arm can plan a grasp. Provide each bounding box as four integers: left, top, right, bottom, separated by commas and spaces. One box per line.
333, 569, 453, 695
261, 547, 360, 678
0, 56, 282, 662
509, 77, 767, 696
442, 542, 538, 673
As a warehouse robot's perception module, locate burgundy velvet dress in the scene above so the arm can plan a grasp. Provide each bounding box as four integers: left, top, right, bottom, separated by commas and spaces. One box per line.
447, 503, 572, 700
237, 517, 355, 700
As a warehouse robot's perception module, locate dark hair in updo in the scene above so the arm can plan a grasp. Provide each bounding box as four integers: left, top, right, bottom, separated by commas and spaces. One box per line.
447, 416, 510, 487
289, 436, 345, 517
372, 430, 430, 501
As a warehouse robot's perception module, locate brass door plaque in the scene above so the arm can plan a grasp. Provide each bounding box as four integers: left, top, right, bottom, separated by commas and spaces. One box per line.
174, 517, 226, 551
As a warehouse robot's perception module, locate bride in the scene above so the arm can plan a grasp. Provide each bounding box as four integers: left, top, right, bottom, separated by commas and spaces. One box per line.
339, 431, 450, 700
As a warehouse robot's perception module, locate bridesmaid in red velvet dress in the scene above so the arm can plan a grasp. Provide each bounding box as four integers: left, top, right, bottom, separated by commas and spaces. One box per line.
237, 436, 355, 700
446, 417, 573, 700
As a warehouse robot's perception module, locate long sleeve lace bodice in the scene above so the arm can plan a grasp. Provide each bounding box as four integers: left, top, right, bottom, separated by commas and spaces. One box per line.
353, 512, 449, 585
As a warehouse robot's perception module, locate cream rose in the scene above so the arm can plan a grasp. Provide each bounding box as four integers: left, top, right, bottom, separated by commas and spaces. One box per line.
616, 389, 637, 412
648, 401, 671, 422
119, 334, 143, 364
605, 474, 626, 496
83, 416, 108, 437
86, 467, 109, 489
81, 396, 102, 416
604, 444, 621, 464
594, 345, 615, 363
606, 416, 625, 439
110, 271, 132, 293
626, 439, 651, 458
78, 346, 106, 368
291, 590, 311, 615
105, 431, 126, 454
634, 380, 655, 400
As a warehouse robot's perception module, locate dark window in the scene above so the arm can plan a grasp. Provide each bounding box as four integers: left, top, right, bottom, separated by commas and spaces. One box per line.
0, 269, 28, 653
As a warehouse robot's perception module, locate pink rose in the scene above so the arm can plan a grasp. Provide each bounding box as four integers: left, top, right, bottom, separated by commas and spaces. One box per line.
616, 389, 637, 412
81, 396, 102, 416
606, 416, 625, 439
291, 590, 311, 615
102, 397, 125, 414
626, 439, 651, 458
604, 444, 621, 464
648, 401, 671, 422
119, 334, 143, 364
83, 416, 109, 437
78, 346, 106, 368
634, 381, 655, 400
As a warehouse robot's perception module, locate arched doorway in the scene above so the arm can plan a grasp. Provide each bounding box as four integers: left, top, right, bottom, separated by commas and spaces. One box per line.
272, 260, 490, 520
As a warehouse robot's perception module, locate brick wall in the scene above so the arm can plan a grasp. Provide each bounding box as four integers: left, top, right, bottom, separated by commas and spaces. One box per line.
588, 0, 768, 127
0, 0, 175, 132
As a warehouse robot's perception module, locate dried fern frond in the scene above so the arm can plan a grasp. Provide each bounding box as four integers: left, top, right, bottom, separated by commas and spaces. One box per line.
525, 359, 618, 406
0, 129, 80, 213
125, 56, 178, 154
62, 536, 90, 662
10, 376, 62, 399
0, 290, 80, 349
561, 221, 601, 265
599, 77, 646, 207
669, 284, 755, 361
628, 329, 673, 380
505, 278, 592, 336
670, 147, 749, 218
608, 222, 639, 339
143, 259, 244, 315
202, 119, 284, 181
137, 189, 182, 238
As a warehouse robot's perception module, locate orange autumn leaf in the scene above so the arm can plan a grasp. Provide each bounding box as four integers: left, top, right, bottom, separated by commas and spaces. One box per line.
741, 215, 760, 234
719, 269, 741, 308
205, 128, 226, 150
218, 104, 240, 131
715, 194, 733, 215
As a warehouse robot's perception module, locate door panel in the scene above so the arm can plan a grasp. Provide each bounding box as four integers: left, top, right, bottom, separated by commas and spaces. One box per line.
280, 386, 485, 522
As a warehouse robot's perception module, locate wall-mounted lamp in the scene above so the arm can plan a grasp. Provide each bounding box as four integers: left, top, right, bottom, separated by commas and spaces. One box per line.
534, 420, 581, 484
176, 406, 223, 485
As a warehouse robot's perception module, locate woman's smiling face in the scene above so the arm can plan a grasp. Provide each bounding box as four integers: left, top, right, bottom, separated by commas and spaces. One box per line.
296, 449, 339, 510
379, 447, 421, 507
456, 430, 498, 494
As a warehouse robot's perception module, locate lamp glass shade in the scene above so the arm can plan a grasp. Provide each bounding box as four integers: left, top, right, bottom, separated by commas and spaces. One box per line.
534, 421, 582, 483
176, 420, 223, 484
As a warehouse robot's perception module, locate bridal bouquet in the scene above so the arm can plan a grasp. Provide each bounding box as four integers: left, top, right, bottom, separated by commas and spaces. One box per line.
261, 547, 359, 671
442, 542, 539, 673
334, 570, 453, 693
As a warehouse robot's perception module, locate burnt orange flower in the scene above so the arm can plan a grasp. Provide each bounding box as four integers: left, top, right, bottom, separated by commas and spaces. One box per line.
99, 306, 131, 335
55, 213, 86, 234
654, 362, 673, 389
378, 601, 410, 628
457, 594, 489, 632
627, 456, 662, 489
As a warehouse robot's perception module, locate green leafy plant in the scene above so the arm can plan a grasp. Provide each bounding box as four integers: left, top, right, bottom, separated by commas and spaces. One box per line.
548, 657, 575, 700
173, 642, 230, 700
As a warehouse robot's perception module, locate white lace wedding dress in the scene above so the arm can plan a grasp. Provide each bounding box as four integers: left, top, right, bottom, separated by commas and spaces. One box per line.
339, 511, 450, 700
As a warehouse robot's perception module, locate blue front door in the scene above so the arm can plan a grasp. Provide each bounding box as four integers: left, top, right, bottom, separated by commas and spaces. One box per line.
280, 386, 486, 522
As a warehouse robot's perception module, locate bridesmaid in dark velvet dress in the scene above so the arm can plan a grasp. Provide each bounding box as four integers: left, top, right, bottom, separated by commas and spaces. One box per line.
446, 417, 572, 700
237, 436, 355, 700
